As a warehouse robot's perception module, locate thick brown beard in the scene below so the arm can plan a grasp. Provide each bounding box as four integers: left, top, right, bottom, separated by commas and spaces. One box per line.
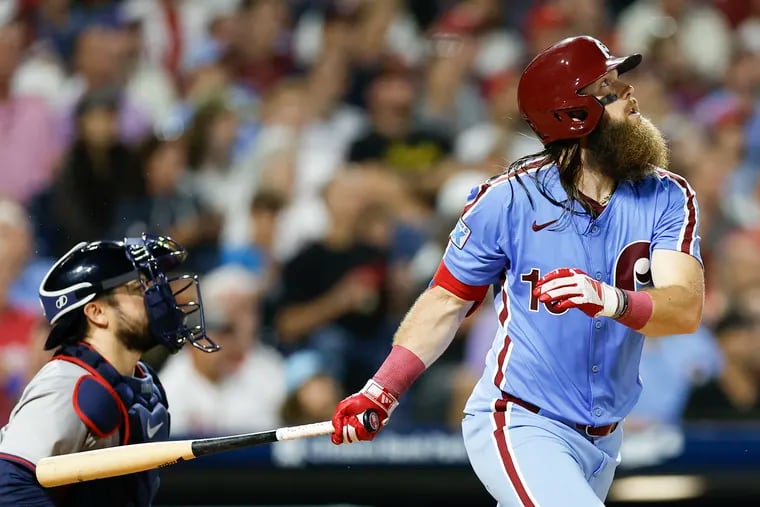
114, 307, 154, 353
585, 113, 669, 182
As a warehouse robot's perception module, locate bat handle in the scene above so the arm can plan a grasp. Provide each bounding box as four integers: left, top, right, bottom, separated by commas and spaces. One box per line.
274, 409, 381, 442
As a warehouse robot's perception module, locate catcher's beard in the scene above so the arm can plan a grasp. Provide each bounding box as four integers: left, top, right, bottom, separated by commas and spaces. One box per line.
113, 307, 154, 353
585, 113, 669, 182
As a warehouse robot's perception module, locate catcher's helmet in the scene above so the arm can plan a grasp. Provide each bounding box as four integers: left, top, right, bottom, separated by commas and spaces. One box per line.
39, 234, 219, 353
517, 35, 642, 145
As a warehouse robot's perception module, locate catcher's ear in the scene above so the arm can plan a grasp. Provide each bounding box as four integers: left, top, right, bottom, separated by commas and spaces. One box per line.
83, 300, 109, 329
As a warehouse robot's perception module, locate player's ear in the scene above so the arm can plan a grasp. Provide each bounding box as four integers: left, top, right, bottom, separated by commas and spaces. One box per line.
82, 300, 109, 329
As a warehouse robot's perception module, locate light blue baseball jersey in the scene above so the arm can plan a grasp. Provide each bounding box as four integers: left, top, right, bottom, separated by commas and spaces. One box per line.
433, 162, 700, 426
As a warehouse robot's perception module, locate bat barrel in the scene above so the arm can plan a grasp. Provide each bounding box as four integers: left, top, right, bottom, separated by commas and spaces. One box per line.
36, 440, 195, 487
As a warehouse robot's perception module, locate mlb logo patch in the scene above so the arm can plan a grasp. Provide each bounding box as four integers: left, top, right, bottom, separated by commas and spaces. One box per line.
450, 218, 472, 249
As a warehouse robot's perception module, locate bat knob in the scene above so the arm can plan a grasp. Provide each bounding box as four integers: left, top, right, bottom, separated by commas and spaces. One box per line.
362, 410, 381, 433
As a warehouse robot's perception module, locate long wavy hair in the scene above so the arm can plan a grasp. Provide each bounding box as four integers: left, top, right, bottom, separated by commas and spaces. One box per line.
499, 138, 590, 229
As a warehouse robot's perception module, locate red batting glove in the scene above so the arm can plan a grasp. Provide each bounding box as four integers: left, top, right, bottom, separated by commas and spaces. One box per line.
331, 379, 398, 444
533, 268, 622, 318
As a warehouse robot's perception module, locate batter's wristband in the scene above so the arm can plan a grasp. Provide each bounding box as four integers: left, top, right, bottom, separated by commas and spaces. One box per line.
361, 379, 399, 415
615, 290, 653, 330
612, 288, 627, 319
372, 345, 427, 398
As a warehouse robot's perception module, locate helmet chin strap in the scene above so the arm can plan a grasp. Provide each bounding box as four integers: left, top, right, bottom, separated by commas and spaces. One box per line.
599, 93, 618, 106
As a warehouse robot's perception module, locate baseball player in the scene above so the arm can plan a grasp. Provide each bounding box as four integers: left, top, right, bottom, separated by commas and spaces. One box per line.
0, 234, 220, 506
330, 35, 703, 506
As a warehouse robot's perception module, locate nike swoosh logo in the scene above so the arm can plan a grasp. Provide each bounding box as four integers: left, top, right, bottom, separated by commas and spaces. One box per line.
146, 421, 164, 439
531, 219, 558, 232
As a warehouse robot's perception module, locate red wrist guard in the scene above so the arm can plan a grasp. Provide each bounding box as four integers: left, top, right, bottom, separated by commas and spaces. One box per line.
616, 290, 653, 330
372, 345, 427, 398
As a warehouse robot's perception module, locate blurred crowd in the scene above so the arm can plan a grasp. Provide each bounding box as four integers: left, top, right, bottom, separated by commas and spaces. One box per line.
1, 0, 760, 438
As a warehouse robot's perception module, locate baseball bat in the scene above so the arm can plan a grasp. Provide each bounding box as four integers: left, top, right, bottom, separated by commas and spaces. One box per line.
36, 410, 379, 488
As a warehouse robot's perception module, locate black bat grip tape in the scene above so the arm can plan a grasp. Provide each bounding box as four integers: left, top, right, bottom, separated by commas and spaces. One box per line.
362, 409, 381, 433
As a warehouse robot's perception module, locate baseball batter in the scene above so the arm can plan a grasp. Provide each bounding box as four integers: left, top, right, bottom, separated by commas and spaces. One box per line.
0, 235, 220, 506
330, 36, 703, 506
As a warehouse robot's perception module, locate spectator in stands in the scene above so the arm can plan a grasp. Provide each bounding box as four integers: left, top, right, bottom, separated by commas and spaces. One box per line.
0, 15, 61, 205
185, 98, 240, 215
222, 78, 307, 251
118, 0, 232, 81
731, 0, 760, 168
2, 203, 53, 314
56, 26, 153, 146
45, 86, 141, 257
266, 52, 368, 265
0, 199, 42, 425
454, 69, 542, 169
684, 310, 760, 421
110, 132, 221, 274
348, 68, 454, 212
292, 0, 358, 69
118, 7, 178, 132
270, 170, 393, 392
297, 51, 367, 197
522, 2, 574, 58
160, 265, 286, 435
24, 0, 122, 66
709, 231, 760, 325
221, 189, 287, 291
280, 350, 342, 425
294, 0, 425, 77
559, 0, 616, 43
222, 0, 293, 97
176, 28, 259, 166
419, 2, 488, 135
618, 0, 733, 85
320, 0, 426, 109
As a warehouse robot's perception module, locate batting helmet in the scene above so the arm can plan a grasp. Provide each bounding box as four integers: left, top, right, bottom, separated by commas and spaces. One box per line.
39, 234, 219, 353
517, 36, 642, 145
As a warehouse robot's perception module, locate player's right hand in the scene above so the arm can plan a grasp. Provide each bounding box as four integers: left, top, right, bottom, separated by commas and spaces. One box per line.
534, 267, 621, 318
331, 379, 398, 444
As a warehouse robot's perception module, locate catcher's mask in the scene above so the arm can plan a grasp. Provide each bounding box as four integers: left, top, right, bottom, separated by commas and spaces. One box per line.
39, 234, 220, 353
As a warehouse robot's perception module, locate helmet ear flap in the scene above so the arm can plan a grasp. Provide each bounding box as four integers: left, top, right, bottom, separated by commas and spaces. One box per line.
550, 96, 605, 140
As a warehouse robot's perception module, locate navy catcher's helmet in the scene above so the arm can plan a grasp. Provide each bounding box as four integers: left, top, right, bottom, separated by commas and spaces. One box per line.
39, 234, 219, 353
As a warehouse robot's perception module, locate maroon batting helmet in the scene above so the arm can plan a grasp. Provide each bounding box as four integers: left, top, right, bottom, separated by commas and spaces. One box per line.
517, 36, 642, 145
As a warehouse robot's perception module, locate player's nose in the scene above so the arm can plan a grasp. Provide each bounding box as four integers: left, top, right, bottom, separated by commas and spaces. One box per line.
620, 83, 634, 100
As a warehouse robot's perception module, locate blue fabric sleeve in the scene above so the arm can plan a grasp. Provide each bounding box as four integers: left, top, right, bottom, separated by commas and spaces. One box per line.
652, 170, 702, 264
439, 180, 512, 288
0, 458, 56, 506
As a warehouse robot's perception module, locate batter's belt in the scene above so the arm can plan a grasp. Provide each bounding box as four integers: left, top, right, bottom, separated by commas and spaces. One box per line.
497, 393, 619, 438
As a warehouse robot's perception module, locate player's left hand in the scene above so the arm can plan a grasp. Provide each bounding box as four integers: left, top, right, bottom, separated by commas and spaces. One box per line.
331, 380, 397, 444
534, 268, 621, 318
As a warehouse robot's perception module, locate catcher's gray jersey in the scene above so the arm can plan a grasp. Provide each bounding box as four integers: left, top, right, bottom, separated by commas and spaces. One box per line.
0, 344, 170, 506
0, 359, 119, 464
